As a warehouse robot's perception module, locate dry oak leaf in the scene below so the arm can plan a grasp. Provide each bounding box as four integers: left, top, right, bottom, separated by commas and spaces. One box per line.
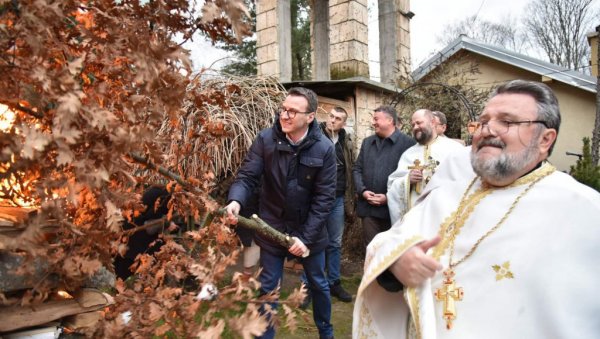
94, 168, 110, 183
221, 0, 252, 42
52, 125, 82, 144
89, 109, 117, 130
20, 125, 51, 159
230, 304, 268, 339
147, 302, 163, 322
200, 3, 221, 24
57, 92, 83, 115
68, 54, 86, 75
115, 278, 126, 293
56, 147, 75, 166
63, 256, 102, 276
105, 200, 124, 232
154, 323, 171, 337
196, 319, 225, 339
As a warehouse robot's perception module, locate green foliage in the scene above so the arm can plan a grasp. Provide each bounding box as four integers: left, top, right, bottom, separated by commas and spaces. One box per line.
219, 38, 257, 76
569, 137, 600, 192
291, 0, 311, 80
217, 1, 257, 76
215, 0, 312, 79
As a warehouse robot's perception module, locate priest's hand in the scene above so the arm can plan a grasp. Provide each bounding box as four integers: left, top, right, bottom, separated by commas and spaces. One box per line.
224, 201, 241, 224
390, 236, 442, 287
409, 169, 423, 184
289, 237, 308, 257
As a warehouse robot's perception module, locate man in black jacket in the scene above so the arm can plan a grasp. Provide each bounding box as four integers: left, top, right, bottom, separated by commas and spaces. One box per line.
225, 87, 336, 339
353, 105, 415, 247
301, 106, 355, 308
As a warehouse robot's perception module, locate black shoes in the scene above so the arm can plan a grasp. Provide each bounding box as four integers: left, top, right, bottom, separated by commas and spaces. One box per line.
330, 281, 352, 302
300, 281, 352, 309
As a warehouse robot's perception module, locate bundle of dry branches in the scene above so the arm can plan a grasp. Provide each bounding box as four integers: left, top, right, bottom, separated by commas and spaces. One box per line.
149, 73, 285, 184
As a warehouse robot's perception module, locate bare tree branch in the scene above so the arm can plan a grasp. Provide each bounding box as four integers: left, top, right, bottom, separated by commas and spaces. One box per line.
524, 0, 596, 70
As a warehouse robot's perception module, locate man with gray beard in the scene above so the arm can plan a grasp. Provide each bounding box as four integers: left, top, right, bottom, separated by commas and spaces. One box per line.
386, 109, 464, 225
470, 128, 540, 183
353, 80, 600, 339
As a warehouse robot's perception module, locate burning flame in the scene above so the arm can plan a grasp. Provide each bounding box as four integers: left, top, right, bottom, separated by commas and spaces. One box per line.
0, 104, 38, 207
0, 104, 15, 132
57, 290, 74, 299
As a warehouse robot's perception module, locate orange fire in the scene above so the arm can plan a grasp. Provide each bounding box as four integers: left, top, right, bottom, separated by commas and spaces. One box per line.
0, 104, 38, 207
0, 104, 15, 131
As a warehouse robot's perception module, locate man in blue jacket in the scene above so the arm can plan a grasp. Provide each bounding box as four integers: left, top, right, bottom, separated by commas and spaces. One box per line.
225, 87, 336, 339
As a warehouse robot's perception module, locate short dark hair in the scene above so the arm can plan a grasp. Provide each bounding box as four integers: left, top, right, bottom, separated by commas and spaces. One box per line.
432, 111, 447, 125
491, 80, 561, 155
374, 105, 398, 126
332, 106, 348, 120
287, 87, 318, 113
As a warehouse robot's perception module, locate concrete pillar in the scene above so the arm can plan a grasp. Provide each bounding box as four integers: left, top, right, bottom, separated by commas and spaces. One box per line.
256, 0, 292, 81
329, 0, 369, 79
311, 0, 330, 80
378, 0, 412, 84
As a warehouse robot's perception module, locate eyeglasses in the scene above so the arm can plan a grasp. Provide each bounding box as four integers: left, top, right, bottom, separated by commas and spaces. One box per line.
467, 120, 548, 135
279, 107, 312, 119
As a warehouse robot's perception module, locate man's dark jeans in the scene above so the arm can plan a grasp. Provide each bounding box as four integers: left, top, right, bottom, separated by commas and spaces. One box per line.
257, 249, 333, 339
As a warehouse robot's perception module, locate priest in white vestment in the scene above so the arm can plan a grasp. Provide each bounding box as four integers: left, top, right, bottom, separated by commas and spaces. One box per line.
353, 80, 600, 339
387, 109, 464, 224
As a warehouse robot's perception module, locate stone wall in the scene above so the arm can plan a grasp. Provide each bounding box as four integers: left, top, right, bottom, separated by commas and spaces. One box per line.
379, 0, 412, 84
329, 0, 369, 79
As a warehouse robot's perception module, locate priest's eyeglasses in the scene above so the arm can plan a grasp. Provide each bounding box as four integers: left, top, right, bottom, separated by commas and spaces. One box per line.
279, 107, 312, 119
467, 120, 548, 135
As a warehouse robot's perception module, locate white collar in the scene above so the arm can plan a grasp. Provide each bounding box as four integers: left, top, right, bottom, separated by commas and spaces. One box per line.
287, 127, 309, 145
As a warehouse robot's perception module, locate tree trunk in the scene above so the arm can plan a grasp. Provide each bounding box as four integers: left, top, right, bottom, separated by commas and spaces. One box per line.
592, 25, 600, 166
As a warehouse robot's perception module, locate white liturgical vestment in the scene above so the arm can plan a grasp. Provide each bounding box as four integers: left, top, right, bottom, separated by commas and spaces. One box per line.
387, 136, 464, 224
353, 147, 600, 339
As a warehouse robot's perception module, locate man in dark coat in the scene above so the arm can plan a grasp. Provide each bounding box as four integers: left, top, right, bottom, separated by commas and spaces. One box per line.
353, 105, 415, 247
301, 106, 355, 308
225, 87, 336, 339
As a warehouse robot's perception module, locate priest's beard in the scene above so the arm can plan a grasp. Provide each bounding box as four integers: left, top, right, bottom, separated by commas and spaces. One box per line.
414, 126, 433, 144
470, 137, 539, 182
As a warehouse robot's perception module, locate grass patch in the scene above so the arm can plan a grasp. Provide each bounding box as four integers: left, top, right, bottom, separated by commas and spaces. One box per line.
278, 275, 361, 339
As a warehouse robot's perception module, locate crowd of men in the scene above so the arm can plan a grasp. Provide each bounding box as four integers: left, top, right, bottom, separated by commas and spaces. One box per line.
223, 80, 600, 339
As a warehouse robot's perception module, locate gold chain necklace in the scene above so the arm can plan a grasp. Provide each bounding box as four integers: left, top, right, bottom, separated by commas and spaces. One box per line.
434, 165, 555, 330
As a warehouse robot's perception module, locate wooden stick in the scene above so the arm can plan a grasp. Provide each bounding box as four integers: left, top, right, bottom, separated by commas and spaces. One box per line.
213, 209, 293, 249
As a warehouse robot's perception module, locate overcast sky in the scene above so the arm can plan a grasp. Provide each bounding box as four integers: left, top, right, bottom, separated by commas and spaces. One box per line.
410, 0, 530, 64
187, 0, 534, 78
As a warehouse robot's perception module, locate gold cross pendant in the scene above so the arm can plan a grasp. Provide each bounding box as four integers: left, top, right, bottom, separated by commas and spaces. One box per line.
434, 269, 464, 329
